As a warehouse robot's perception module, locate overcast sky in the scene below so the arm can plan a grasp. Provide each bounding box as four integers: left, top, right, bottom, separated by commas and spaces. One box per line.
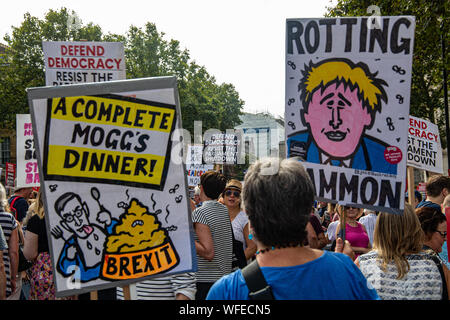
1, 0, 336, 117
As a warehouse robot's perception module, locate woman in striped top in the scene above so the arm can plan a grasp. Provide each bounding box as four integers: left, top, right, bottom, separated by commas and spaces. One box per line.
0, 225, 7, 299
116, 273, 196, 300
0, 182, 19, 298
192, 171, 233, 300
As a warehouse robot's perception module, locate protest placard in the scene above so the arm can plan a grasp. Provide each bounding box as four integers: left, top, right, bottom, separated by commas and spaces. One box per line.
27, 77, 196, 297
5, 162, 15, 187
16, 115, 40, 188
42, 41, 126, 86
407, 116, 443, 174
203, 132, 242, 165
285, 16, 415, 214
185, 145, 213, 187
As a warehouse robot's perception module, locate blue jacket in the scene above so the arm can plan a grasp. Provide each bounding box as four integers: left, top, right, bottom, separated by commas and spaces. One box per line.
287, 130, 397, 175
57, 220, 118, 282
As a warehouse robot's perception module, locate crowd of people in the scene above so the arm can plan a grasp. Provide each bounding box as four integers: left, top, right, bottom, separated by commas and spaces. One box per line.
0, 158, 449, 300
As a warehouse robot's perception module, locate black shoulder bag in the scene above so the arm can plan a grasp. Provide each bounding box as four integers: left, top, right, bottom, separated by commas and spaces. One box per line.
231, 231, 247, 270
241, 259, 274, 300
10, 196, 33, 272
430, 255, 448, 300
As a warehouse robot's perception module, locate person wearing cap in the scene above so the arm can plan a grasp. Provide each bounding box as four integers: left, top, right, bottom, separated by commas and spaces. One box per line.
8, 180, 33, 226
222, 179, 256, 267
405, 190, 423, 208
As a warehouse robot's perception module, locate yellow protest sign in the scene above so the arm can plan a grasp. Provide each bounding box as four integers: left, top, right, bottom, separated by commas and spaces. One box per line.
43, 94, 176, 190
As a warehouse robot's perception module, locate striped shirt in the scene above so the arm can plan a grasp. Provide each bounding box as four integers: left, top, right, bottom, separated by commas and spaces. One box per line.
358, 251, 443, 300
0, 225, 7, 250
0, 211, 18, 297
359, 213, 377, 246
116, 273, 196, 300
192, 200, 233, 283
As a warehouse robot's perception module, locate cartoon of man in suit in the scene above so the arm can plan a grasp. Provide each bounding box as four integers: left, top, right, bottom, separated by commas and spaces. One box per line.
51, 191, 118, 282
287, 58, 397, 175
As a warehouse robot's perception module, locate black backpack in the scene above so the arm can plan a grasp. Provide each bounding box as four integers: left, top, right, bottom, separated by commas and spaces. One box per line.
231, 232, 247, 270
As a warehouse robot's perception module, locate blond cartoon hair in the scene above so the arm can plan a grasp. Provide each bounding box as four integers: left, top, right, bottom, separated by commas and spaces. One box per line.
299, 58, 388, 127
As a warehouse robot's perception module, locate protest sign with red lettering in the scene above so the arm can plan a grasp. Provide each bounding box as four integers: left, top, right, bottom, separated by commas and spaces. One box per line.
5, 162, 15, 187
185, 145, 213, 187
16, 114, 40, 188
407, 116, 443, 174
43, 41, 126, 86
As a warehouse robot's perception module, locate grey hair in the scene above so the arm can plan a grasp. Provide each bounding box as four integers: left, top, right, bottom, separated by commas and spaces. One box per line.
0, 183, 7, 212
242, 157, 315, 247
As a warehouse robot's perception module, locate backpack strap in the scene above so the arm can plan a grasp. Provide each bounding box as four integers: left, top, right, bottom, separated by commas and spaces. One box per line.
430, 254, 448, 300
9, 196, 20, 220
241, 259, 274, 300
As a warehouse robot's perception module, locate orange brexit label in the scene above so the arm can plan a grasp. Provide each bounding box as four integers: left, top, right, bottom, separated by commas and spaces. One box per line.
101, 240, 179, 280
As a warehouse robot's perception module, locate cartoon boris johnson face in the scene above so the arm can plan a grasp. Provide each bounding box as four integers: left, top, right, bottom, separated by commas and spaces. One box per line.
287, 58, 398, 175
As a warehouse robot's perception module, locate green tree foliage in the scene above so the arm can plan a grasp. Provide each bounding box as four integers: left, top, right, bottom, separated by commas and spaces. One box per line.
326, 0, 449, 146
0, 8, 244, 133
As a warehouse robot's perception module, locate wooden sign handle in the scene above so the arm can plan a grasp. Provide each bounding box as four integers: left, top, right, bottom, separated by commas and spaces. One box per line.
123, 285, 131, 300
407, 166, 415, 207
90, 290, 98, 300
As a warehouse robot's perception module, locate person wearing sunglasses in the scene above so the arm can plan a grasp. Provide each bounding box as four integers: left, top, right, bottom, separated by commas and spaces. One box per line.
357, 204, 449, 300
221, 180, 256, 269
416, 206, 450, 300
334, 205, 371, 260
416, 206, 447, 255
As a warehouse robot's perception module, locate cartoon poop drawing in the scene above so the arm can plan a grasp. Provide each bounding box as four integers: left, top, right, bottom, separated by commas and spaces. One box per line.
101, 198, 179, 280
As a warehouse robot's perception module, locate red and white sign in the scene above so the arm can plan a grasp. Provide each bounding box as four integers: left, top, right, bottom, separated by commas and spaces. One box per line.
407, 116, 443, 174
384, 146, 403, 165
5, 162, 15, 187
16, 115, 40, 188
43, 41, 126, 86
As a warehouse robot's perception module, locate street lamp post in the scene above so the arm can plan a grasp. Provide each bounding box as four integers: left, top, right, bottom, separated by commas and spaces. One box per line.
441, 17, 449, 176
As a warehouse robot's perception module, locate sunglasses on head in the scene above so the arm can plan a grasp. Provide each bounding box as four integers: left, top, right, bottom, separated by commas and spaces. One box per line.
344, 206, 358, 210
225, 190, 240, 197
